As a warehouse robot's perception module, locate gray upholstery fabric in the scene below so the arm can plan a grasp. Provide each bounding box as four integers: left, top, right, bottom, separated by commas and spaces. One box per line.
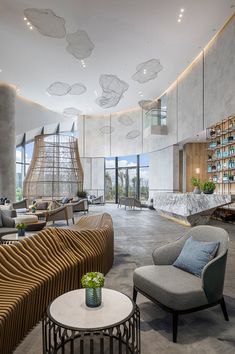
133, 265, 208, 311
135, 225, 229, 310
0, 212, 2, 227
0, 227, 17, 236
1, 212, 15, 227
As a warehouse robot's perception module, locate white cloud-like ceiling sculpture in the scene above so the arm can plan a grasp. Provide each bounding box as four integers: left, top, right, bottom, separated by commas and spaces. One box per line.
47, 82, 70, 96
69, 83, 87, 95
96, 75, 129, 108
100, 126, 115, 134
118, 115, 134, 126
47, 82, 86, 96
126, 130, 141, 139
138, 100, 159, 110
24, 9, 66, 38
132, 59, 163, 83
63, 107, 82, 118
66, 30, 95, 60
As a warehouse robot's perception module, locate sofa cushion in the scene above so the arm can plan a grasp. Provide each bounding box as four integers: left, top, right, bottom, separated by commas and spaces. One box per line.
14, 215, 38, 225
173, 236, 219, 277
61, 197, 69, 204
1, 212, 15, 228
133, 265, 208, 311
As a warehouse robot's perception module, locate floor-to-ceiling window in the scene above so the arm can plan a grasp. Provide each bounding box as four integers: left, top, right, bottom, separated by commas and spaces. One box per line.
105, 154, 149, 203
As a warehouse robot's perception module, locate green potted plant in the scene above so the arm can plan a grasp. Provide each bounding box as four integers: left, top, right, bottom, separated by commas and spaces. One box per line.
191, 176, 202, 194
202, 181, 216, 194
81, 272, 105, 308
16, 223, 27, 236
77, 190, 87, 199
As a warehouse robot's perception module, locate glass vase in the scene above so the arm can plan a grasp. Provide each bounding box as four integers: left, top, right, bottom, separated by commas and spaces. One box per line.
85, 287, 102, 308
18, 229, 25, 236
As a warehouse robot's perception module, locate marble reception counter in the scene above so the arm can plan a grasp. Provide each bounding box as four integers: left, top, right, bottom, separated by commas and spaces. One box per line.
152, 193, 231, 226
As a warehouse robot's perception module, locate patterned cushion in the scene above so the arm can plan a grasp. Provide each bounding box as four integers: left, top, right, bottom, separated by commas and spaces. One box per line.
173, 236, 219, 277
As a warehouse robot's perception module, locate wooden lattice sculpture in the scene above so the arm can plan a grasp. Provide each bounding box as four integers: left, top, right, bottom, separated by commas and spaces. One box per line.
23, 134, 83, 201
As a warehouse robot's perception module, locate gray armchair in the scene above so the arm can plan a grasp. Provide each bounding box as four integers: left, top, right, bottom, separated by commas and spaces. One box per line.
0, 211, 17, 237
12, 198, 29, 213
133, 225, 229, 343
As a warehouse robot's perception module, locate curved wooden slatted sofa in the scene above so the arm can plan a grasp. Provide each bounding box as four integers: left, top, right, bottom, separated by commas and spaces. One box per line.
0, 213, 114, 354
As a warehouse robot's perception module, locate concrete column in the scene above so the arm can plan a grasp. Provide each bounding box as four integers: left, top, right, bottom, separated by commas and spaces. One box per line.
148, 145, 179, 197
0, 83, 16, 202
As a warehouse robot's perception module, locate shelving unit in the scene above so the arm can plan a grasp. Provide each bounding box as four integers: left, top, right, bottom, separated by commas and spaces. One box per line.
207, 115, 235, 195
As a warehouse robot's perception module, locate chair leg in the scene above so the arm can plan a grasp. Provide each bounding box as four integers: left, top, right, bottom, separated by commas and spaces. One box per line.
72, 217, 75, 224
172, 312, 178, 343
220, 296, 229, 321
67, 220, 69, 226
133, 287, 138, 303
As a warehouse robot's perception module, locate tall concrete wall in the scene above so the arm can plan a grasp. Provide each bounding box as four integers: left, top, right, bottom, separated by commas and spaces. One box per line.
0, 83, 16, 201
149, 145, 179, 197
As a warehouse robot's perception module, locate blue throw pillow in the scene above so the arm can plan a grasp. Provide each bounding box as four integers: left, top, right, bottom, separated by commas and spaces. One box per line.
173, 236, 219, 277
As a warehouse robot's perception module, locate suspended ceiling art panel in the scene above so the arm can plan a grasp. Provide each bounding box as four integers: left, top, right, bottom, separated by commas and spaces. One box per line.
23, 134, 84, 200
24, 8, 66, 38
66, 30, 95, 60
47, 82, 87, 96
96, 75, 129, 108
111, 110, 142, 156
132, 59, 163, 83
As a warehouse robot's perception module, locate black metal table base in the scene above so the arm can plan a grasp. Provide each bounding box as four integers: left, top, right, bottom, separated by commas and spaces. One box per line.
42, 306, 140, 354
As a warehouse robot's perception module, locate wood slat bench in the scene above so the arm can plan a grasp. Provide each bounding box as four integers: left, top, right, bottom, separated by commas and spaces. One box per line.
0, 213, 114, 354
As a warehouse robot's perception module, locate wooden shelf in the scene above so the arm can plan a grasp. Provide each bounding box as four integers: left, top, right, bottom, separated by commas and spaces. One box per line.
207, 115, 235, 194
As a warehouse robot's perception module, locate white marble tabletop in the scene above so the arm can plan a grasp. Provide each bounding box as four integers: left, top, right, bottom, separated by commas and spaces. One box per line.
49, 288, 134, 330
1, 232, 36, 241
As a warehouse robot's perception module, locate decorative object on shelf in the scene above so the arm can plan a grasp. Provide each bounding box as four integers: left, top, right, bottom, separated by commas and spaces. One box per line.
16, 223, 26, 236
191, 177, 201, 194
81, 272, 105, 308
209, 128, 216, 137
202, 181, 216, 194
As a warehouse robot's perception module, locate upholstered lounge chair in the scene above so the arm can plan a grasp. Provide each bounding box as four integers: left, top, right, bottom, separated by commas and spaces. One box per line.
12, 198, 29, 213
91, 195, 104, 205
70, 198, 89, 213
46, 204, 74, 225
133, 225, 229, 343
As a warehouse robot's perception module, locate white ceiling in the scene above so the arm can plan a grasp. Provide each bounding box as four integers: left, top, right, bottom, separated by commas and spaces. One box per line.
0, 0, 234, 116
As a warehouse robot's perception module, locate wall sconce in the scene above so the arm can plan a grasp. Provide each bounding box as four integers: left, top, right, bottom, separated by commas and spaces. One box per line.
195, 168, 200, 174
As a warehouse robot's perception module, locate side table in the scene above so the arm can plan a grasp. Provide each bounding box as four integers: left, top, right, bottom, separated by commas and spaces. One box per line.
0, 232, 36, 244
43, 288, 140, 354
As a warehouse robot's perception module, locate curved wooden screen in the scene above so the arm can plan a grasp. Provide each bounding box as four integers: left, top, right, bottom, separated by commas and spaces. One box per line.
23, 134, 84, 201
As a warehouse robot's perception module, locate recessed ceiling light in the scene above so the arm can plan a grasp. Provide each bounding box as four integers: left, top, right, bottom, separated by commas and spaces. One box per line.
180, 8, 185, 13
179, 14, 183, 18
27, 22, 31, 26
143, 69, 146, 74
24, 17, 27, 21
29, 26, 33, 30
178, 19, 181, 22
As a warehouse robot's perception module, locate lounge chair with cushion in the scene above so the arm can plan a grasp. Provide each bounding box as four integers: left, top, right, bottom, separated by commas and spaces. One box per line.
133, 225, 229, 343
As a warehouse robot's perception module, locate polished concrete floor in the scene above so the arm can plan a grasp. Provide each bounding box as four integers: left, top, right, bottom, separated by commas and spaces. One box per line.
14, 205, 235, 354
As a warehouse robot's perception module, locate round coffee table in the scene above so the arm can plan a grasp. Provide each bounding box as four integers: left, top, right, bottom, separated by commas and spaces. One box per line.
43, 288, 140, 354
0, 232, 36, 244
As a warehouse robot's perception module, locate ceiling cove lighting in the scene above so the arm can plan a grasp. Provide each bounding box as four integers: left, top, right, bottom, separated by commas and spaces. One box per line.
23, 16, 34, 30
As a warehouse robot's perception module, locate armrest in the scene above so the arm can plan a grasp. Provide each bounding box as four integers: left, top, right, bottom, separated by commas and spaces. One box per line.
152, 237, 186, 265
202, 252, 227, 303
47, 206, 65, 216
1, 213, 15, 228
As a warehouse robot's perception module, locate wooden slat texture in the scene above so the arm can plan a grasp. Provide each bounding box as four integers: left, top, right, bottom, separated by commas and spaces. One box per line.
0, 213, 114, 354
